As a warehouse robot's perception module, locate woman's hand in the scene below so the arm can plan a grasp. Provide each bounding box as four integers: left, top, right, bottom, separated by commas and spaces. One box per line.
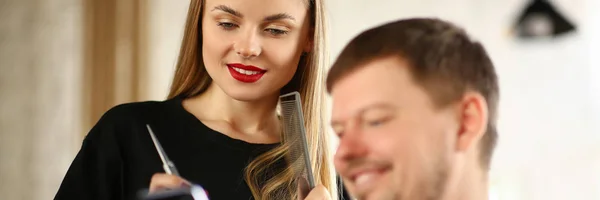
302, 185, 332, 200
148, 173, 191, 193
298, 177, 331, 200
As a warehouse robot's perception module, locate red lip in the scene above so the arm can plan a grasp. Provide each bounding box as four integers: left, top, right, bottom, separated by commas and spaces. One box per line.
226, 63, 266, 83
227, 63, 265, 72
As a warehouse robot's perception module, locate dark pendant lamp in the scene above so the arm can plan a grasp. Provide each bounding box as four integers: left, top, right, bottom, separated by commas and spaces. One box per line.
513, 0, 576, 38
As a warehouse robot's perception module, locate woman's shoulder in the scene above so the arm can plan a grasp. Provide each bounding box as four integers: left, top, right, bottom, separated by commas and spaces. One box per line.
78, 98, 188, 157
86, 98, 182, 140
103, 100, 162, 119
99, 97, 181, 124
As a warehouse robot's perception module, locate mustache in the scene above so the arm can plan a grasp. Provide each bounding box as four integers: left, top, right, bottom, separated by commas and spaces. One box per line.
344, 157, 391, 171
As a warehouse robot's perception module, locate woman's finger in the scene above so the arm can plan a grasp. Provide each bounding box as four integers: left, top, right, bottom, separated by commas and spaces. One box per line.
297, 177, 310, 200
149, 173, 190, 193
302, 184, 331, 200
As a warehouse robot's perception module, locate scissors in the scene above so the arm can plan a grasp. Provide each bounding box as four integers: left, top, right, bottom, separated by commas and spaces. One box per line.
143, 124, 210, 200
146, 124, 180, 176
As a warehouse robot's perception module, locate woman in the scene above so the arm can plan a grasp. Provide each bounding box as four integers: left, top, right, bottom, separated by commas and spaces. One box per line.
55, 0, 347, 199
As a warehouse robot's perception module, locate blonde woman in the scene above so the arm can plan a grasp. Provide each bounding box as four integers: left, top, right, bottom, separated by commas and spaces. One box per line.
55, 0, 349, 199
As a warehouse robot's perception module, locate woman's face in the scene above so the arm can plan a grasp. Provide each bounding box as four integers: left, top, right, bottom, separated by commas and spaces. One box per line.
201, 0, 312, 101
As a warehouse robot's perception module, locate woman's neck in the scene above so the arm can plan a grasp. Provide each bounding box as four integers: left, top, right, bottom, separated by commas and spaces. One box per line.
183, 83, 281, 143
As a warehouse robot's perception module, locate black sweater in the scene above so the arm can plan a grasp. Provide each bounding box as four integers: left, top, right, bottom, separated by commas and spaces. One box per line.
54, 96, 350, 200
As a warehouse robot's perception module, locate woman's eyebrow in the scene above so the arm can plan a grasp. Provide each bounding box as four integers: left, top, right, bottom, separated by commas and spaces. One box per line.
264, 13, 296, 22
212, 5, 243, 18
212, 5, 296, 23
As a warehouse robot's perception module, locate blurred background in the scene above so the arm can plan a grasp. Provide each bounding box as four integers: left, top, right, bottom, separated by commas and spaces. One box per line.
0, 0, 598, 199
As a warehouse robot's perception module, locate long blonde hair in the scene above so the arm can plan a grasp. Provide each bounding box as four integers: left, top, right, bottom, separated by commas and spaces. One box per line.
167, 0, 336, 199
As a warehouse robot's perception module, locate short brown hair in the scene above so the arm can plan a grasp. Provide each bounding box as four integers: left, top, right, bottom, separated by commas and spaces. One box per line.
326, 18, 499, 170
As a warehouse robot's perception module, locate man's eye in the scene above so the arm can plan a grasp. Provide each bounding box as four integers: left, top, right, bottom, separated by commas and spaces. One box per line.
333, 127, 344, 138
369, 120, 384, 126
365, 117, 390, 127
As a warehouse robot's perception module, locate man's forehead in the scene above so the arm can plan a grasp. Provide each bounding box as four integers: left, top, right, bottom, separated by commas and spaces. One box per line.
331, 59, 407, 99
330, 95, 397, 124
329, 56, 411, 122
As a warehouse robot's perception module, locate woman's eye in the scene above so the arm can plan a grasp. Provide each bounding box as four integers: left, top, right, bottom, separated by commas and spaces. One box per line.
218, 22, 238, 30
265, 28, 288, 36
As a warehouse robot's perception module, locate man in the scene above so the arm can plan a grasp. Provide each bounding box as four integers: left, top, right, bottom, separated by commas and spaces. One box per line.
327, 18, 500, 200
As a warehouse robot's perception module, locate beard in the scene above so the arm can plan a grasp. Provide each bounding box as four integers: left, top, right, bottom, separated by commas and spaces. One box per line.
395, 146, 452, 200
424, 157, 450, 200
349, 156, 450, 200
415, 144, 451, 200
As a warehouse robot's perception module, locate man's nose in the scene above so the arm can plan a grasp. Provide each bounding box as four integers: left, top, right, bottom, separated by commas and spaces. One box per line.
335, 127, 368, 164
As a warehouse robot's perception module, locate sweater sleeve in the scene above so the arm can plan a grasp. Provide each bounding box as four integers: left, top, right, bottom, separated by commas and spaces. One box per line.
54, 108, 125, 200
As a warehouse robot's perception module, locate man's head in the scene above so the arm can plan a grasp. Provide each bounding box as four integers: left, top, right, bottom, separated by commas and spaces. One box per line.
327, 18, 499, 200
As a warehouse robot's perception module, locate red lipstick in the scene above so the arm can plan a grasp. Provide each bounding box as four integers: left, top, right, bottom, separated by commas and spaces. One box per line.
226, 63, 266, 83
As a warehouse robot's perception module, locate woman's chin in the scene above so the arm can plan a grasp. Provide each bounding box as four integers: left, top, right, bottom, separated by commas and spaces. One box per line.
222, 89, 278, 102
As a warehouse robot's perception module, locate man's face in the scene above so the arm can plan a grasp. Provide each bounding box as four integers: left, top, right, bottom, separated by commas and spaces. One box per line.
331, 56, 460, 200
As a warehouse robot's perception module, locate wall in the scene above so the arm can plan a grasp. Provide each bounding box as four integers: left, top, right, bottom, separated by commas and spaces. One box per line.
587, 0, 600, 197
143, 0, 190, 100
589, 0, 600, 140
0, 0, 84, 199
82, 0, 147, 132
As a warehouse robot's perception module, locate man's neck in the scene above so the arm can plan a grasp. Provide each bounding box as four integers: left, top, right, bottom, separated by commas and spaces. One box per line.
441, 154, 488, 200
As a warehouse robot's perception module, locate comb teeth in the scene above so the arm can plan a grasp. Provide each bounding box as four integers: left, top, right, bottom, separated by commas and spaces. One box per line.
279, 91, 315, 189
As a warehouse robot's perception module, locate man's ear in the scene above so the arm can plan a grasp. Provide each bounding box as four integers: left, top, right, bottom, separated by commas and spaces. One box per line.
455, 92, 489, 152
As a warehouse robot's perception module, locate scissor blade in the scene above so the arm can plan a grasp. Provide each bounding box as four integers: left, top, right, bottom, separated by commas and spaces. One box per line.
146, 124, 170, 166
